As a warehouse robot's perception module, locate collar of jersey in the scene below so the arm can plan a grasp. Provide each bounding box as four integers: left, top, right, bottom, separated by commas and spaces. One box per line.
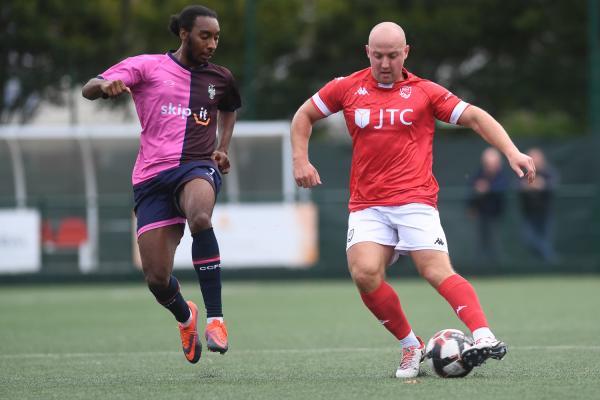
167, 51, 209, 72
369, 67, 412, 90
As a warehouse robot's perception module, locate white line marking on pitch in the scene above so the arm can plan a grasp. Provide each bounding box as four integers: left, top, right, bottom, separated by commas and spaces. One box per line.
1, 345, 599, 360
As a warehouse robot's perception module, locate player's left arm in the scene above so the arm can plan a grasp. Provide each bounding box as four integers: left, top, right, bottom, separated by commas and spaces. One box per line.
458, 105, 536, 183
212, 110, 236, 174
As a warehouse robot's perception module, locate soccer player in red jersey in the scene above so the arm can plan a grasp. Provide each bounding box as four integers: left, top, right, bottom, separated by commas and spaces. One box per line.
82, 5, 240, 363
291, 22, 536, 378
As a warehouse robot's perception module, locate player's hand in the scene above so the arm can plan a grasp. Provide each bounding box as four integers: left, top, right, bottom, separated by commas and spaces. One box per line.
507, 151, 536, 184
211, 150, 230, 174
100, 80, 131, 98
293, 159, 322, 188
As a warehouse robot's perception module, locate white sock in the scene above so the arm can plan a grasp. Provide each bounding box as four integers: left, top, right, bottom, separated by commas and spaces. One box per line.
472, 327, 495, 342
179, 308, 194, 328
399, 330, 420, 348
207, 317, 224, 324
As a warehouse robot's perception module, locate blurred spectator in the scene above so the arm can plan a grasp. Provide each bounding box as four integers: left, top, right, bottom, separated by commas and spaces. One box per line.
467, 147, 510, 264
519, 148, 559, 264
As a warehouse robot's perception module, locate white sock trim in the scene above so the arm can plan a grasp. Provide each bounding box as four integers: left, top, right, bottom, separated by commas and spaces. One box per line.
207, 317, 224, 324
179, 308, 194, 328
399, 330, 420, 348
472, 327, 495, 342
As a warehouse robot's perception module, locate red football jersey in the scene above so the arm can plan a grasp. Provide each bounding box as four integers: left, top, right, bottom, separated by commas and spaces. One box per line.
311, 67, 469, 211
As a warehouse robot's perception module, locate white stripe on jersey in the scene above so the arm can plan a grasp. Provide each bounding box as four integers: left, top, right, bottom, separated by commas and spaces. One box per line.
311, 93, 332, 116
450, 100, 469, 125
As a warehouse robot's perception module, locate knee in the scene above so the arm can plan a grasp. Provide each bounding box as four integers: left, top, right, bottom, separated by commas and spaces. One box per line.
417, 262, 454, 288
144, 268, 170, 288
349, 263, 383, 292
187, 212, 212, 232
417, 264, 439, 284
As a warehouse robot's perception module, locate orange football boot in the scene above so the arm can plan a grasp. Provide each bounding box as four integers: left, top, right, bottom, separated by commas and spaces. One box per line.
205, 319, 228, 354
179, 301, 202, 363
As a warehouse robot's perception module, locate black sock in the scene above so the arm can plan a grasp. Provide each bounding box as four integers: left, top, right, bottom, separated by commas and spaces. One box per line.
148, 275, 191, 323
192, 228, 223, 318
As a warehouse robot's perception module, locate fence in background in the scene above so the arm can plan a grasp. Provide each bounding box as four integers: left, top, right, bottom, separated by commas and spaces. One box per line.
0, 126, 598, 280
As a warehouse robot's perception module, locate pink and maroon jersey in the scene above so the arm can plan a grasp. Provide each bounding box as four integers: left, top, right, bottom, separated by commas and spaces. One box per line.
100, 52, 241, 185
311, 67, 469, 211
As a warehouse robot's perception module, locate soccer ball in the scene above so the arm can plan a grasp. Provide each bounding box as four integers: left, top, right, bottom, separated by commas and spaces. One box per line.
425, 329, 474, 378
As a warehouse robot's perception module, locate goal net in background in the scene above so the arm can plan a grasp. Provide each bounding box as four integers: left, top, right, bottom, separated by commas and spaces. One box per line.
0, 121, 318, 276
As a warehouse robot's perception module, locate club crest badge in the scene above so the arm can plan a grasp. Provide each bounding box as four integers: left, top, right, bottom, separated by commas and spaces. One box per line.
354, 109, 370, 128
208, 84, 216, 100
400, 86, 412, 99
347, 228, 354, 243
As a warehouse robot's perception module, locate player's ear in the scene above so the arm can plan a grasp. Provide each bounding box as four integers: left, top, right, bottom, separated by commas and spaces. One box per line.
365, 45, 370, 58
404, 44, 410, 59
179, 28, 188, 42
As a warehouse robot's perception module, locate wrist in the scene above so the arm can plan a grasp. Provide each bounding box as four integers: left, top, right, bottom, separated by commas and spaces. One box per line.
293, 154, 309, 164
504, 147, 521, 159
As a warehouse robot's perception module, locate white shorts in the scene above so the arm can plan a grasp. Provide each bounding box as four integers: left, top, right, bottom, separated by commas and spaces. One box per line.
346, 203, 449, 264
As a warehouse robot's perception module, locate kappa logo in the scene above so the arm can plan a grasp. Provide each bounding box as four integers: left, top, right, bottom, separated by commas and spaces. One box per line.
378, 319, 390, 325
208, 84, 216, 100
399, 86, 412, 99
354, 109, 370, 128
163, 80, 176, 87
434, 237, 445, 246
347, 228, 354, 243
455, 305, 467, 316
355, 87, 369, 96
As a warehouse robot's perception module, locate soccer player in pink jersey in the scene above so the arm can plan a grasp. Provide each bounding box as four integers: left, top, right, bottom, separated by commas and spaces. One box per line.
82, 5, 241, 364
291, 22, 536, 378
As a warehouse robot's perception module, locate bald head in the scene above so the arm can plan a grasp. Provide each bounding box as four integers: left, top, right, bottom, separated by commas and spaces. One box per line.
368, 22, 406, 47
481, 147, 502, 174
366, 22, 409, 84
527, 147, 547, 170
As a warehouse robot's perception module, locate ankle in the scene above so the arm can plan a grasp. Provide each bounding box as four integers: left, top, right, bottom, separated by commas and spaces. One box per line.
179, 307, 194, 328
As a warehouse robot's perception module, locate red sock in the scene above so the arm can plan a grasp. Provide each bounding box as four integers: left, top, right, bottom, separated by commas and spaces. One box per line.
360, 281, 412, 340
437, 274, 489, 331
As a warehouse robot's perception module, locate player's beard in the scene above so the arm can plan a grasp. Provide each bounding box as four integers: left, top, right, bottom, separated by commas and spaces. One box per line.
185, 37, 206, 66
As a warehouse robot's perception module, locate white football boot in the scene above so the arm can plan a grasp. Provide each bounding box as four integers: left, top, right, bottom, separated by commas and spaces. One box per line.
461, 337, 507, 367
395, 337, 425, 379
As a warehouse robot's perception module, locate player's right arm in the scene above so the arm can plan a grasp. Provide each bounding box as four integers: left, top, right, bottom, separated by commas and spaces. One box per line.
290, 100, 326, 188
81, 78, 131, 100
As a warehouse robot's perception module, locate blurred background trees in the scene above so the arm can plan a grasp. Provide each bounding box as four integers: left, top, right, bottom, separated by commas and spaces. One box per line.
0, 0, 592, 135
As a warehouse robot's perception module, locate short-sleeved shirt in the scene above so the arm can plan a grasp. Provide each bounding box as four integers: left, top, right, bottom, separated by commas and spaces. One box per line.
311, 67, 469, 211
99, 52, 242, 185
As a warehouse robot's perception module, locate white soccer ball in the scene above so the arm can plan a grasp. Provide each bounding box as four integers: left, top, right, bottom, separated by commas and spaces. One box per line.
425, 329, 474, 378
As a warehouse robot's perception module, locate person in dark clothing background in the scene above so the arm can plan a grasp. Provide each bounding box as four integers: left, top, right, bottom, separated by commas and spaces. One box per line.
468, 147, 510, 264
519, 148, 559, 264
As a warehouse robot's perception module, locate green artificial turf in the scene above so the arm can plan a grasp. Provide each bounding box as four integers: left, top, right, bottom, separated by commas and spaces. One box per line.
1, 276, 599, 399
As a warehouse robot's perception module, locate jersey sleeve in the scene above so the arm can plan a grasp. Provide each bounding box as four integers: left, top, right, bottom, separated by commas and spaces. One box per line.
218, 72, 242, 112
422, 81, 469, 124
310, 77, 348, 116
98, 56, 147, 88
